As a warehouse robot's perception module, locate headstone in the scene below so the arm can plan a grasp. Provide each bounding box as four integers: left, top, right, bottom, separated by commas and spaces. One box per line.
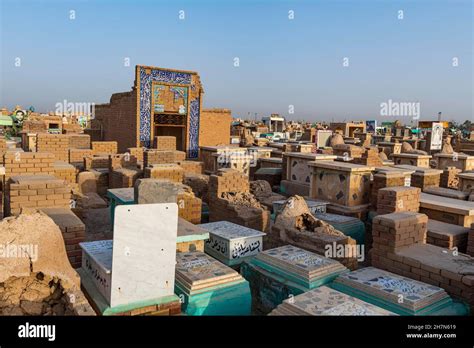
80, 203, 178, 308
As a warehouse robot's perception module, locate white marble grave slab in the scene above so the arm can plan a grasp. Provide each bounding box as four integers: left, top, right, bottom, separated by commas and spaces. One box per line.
200, 221, 265, 260
110, 203, 178, 307
80, 240, 113, 301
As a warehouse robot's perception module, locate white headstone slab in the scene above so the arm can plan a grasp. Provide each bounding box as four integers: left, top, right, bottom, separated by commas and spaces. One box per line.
110, 203, 178, 307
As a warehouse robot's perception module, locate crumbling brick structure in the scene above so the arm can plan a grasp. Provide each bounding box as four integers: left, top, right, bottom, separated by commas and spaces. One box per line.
0, 212, 95, 315
269, 196, 358, 270
208, 169, 270, 232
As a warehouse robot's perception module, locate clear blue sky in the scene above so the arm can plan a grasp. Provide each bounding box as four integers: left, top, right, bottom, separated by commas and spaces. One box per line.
1, 0, 472, 122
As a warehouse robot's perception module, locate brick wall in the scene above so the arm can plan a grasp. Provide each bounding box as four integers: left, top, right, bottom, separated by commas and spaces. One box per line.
371, 172, 408, 208
68, 134, 91, 149
91, 141, 118, 155
53, 162, 77, 186
199, 109, 232, 147
372, 212, 427, 255
41, 207, 85, 268
69, 149, 93, 165
153, 136, 176, 151
3, 152, 55, 181
36, 134, 69, 162
5, 175, 71, 216
84, 156, 109, 170
144, 164, 184, 182
143, 150, 186, 167
92, 90, 138, 153
208, 168, 249, 199
176, 160, 204, 175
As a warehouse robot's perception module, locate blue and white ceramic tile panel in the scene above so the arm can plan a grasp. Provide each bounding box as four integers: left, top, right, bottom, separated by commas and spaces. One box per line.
139, 67, 199, 158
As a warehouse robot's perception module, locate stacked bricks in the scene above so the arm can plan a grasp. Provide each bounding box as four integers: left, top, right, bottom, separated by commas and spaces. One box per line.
84, 156, 109, 170
91, 141, 117, 155
440, 167, 461, 189
377, 186, 420, 215
371, 212, 474, 310
68, 134, 91, 149
143, 149, 186, 167
41, 207, 85, 268
144, 164, 184, 183
3, 152, 55, 181
411, 171, 441, 190
127, 147, 144, 163
176, 160, 204, 175
426, 220, 469, 252
36, 134, 70, 162
69, 149, 93, 166
371, 172, 410, 208
110, 168, 143, 189
53, 161, 77, 186
154, 136, 176, 151
467, 224, 474, 257
5, 175, 72, 216
371, 212, 428, 260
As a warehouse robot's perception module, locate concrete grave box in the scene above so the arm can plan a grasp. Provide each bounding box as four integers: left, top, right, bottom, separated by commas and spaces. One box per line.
200, 221, 266, 266
309, 161, 374, 206
283, 152, 336, 186
392, 153, 431, 168
80, 240, 113, 302
199, 146, 248, 174
434, 153, 474, 172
